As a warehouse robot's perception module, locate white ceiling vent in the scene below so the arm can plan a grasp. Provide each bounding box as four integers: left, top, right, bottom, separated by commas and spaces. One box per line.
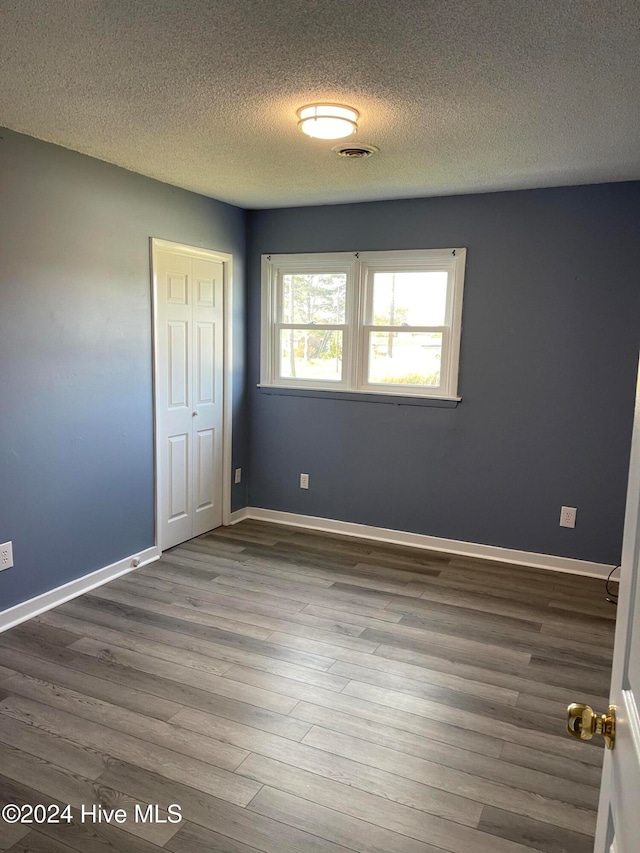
332, 144, 379, 159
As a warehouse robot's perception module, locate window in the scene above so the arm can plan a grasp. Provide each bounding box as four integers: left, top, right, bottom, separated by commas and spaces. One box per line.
261, 248, 466, 399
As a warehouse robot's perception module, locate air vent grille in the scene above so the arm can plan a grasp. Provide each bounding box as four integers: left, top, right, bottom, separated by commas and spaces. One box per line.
332, 144, 379, 159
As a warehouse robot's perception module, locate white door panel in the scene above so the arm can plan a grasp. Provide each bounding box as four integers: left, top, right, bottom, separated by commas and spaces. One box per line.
195, 273, 215, 308
156, 248, 224, 550
195, 322, 215, 405
167, 273, 188, 304
168, 433, 189, 516
595, 363, 640, 852
195, 428, 214, 510
168, 321, 189, 407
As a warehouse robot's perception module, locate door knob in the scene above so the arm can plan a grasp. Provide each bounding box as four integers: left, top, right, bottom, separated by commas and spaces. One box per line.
192, 411, 199, 417
567, 703, 616, 749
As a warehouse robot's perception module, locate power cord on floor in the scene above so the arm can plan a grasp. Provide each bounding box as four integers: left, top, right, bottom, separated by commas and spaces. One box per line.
606, 565, 620, 606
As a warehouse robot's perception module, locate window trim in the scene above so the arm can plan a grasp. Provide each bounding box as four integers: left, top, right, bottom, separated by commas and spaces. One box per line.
260, 248, 466, 399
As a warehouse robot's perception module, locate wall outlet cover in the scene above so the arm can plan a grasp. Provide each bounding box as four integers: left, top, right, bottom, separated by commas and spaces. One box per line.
300, 473, 310, 490
560, 506, 577, 529
0, 541, 13, 570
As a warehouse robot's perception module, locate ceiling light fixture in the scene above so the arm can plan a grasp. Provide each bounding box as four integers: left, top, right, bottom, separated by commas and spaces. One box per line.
297, 103, 359, 140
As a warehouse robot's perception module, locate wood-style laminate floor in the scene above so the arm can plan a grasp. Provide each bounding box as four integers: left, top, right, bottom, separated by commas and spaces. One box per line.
0, 520, 616, 853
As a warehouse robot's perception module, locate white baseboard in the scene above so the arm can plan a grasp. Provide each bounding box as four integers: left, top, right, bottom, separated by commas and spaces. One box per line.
0, 512, 611, 635
0, 545, 160, 634
228, 507, 251, 525
242, 508, 614, 579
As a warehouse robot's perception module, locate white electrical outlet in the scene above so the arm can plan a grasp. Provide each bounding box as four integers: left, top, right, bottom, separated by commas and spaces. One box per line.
300, 473, 310, 490
560, 506, 577, 528
234, 468, 242, 484
0, 541, 13, 571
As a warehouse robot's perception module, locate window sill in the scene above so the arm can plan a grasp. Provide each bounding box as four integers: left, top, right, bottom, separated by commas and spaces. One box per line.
256, 384, 461, 407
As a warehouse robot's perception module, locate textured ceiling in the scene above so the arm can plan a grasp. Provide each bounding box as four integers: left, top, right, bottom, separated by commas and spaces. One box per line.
1, 1, 639, 208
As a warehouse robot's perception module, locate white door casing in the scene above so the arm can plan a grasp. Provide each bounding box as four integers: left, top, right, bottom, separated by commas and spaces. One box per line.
152, 240, 231, 551
595, 362, 640, 853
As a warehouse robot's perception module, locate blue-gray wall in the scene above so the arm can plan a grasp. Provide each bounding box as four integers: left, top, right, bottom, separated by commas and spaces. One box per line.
247, 184, 640, 565
0, 128, 247, 612
2, 127, 638, 617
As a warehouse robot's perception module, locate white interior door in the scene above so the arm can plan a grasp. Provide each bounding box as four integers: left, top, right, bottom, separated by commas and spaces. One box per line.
594, 364, 640, 853
155, 244, 224, 550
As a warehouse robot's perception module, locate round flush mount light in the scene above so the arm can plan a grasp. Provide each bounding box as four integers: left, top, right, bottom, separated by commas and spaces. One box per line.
297, 103, 359, 140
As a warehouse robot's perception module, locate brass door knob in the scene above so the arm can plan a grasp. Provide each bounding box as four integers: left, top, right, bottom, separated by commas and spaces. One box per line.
567, 703, 616, 749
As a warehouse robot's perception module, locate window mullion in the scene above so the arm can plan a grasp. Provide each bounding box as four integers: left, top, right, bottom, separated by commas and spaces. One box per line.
352, 261, 367, 390
277, 323, 345, 330
343, 259, 360, 391
363, 325, 447, 334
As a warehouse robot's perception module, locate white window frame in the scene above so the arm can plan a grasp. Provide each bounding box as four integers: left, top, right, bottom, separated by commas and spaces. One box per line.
260, 248, 466, 400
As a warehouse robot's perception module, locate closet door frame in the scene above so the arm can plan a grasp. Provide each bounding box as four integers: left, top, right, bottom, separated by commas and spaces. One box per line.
150, 237, 234, 550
